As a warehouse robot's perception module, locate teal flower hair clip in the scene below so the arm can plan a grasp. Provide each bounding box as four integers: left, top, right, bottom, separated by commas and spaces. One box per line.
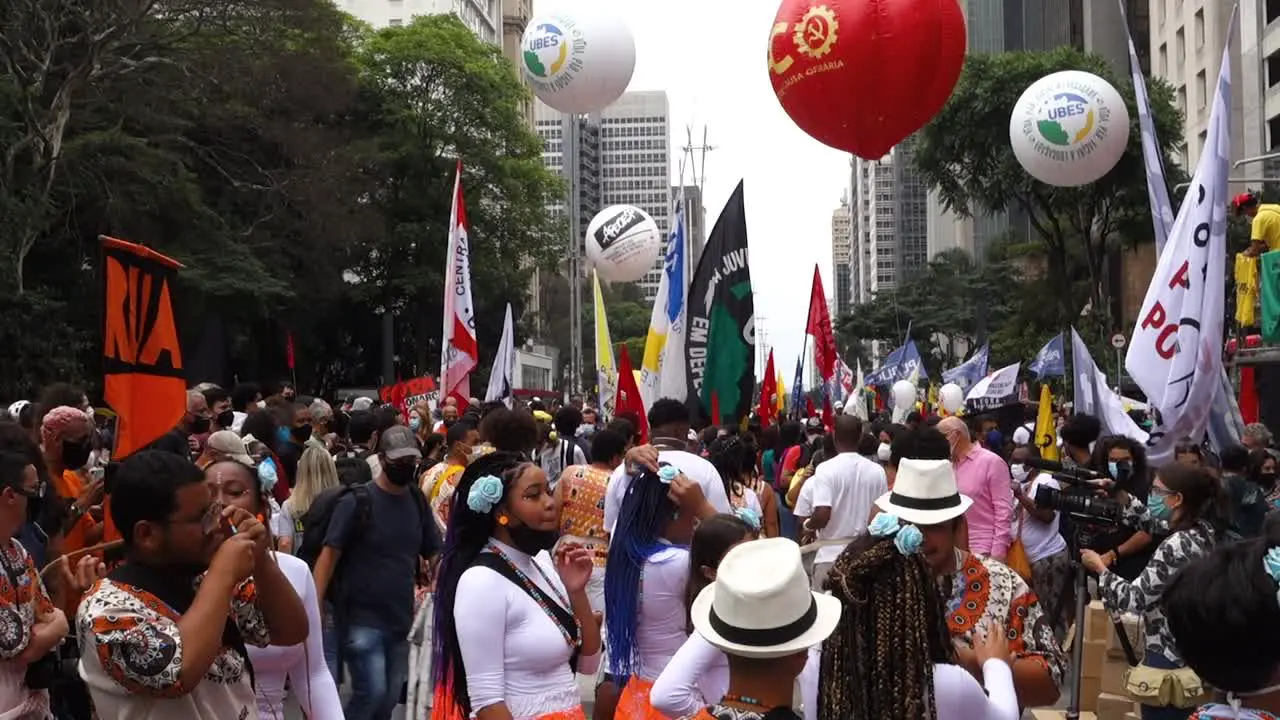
468, 474, 504, 514
868, 512, 901, 538
868, 512, 923, 555
657, 465, 679, 484
894, 524, 924, 555
734, 507, 762, 531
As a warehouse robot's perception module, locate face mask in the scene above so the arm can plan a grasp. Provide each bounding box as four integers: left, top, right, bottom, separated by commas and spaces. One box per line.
61, 440, 92, 470
1148, 493, 1174, 520
409, 416, 422, 432
876, 443, 891, 462
1109, 461, 1132, 481
1010, 464, 1029, 482
275, 426, 291, 445
216, 409, 235, 429
291, 424, 313, 443
507, 523, 560, 555
384, 462, 416, 487
257, 400, 267, 409
190, 416, 211, 435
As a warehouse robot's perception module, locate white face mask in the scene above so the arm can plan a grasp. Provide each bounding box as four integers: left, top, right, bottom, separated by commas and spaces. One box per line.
1010, 464, 1029, 482
876, 443, 891, 462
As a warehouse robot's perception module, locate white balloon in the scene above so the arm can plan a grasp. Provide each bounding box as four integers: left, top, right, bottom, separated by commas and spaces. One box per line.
585, 205, 662, 283
891, 380, 917, 412
1009, 70, 1130, 187
938, 383, 965, 414
520, 8, 635, 114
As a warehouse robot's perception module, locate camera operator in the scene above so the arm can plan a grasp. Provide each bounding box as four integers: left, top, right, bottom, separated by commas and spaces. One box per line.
1082, 436, 1156, 581
0, 450, 68, 719
1079, 463, 1231, 720
1058, 414, 1100, 470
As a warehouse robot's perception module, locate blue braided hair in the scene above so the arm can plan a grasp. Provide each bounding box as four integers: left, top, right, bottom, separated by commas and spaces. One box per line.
431, 451, 533, 716
605, 463, 681, 679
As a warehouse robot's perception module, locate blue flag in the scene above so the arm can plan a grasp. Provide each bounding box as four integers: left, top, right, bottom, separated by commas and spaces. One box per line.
942, 344, 990, 389
1028, 334, 1066, 380
791, 355, 804, 418
864, 340, 927, 387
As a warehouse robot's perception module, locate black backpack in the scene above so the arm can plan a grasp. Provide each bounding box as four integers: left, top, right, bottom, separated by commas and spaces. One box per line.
296, 481, 432, 570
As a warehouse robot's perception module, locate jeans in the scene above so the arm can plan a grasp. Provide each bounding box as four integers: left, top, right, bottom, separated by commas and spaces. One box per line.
1140, 651, 1195, 720
344, 624, 410, 720
322, 601, 341, 683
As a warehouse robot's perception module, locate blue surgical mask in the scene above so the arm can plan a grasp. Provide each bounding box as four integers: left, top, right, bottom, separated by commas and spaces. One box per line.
410, 416, 422, 432
1108, 461, 1120, 479
275, 426, 291, 445
1148, 493, 1173, 520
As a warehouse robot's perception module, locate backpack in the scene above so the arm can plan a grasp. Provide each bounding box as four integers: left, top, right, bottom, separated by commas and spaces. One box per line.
295, 481, 432, 572
333, 453, 374, 487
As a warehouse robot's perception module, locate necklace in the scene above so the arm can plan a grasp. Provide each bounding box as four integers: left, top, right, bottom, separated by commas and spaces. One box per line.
486, 542, 580, 649
721, 694, 768, 709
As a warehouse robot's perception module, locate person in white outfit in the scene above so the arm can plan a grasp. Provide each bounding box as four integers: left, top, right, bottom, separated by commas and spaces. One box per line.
803, 458, 1021, 720
203, 443, 343, 720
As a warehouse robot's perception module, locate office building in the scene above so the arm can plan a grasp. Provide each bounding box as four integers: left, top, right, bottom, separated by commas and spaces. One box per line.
1151, 0, 1244, 170
600, 91, 673, 302
673, 184, 707, 268
831, 192, 853, 318
1242, 0, 1280, 167
341, 0, 501, 39
501, 0, 533, 127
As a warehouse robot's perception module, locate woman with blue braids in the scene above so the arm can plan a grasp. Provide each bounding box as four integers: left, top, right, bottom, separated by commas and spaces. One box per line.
431, 451, 602, 720
606, 461, 719, 719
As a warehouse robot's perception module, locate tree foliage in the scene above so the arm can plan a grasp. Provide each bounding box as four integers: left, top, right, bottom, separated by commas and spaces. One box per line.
0, 3, 563, 400
914, 47, 1188, 331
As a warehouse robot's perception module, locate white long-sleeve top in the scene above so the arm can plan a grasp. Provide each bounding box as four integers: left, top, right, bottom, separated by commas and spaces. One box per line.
455, 540, 600, 719
626, 546, 691, 682
651, 631, 823, 718
799, 645, 1020, 720
245, 552, 342, 720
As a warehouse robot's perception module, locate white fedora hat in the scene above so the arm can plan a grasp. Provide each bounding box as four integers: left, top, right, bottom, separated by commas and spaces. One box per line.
692, 538, 842, 659
875, 458, 973, 526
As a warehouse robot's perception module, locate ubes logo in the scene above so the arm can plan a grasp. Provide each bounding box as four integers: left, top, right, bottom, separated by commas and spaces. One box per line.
1018, 80, 1115, 163
523, 19, 586, 91
1036, 92, 1095, 147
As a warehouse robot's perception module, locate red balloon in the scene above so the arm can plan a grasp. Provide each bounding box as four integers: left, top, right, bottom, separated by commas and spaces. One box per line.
768, 0, 967, 159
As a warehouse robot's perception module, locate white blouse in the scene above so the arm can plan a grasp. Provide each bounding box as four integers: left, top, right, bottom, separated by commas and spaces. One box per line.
799, 645, 1020, 720
245, 553, 342, 720
630, 547, 691, 681
455, 541, 600, 719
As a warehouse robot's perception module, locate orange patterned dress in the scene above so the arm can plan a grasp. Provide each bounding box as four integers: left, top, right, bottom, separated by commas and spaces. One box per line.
556, 465, 610, 568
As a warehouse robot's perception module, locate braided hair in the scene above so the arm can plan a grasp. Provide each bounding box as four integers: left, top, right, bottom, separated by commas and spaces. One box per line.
604, 465, 679, 679
708, 435, 751, 504
817, 533, 955, 720
431, 451, 536, 717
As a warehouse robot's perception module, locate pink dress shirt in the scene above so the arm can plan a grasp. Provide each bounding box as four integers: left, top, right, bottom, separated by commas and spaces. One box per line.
954, 445, 1013, 559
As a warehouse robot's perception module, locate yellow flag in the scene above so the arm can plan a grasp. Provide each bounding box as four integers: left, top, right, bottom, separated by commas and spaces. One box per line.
927, 383, 939, 410
593, 270, 617, 415
776, 371, 787, 414
1035, 384, 1060, 461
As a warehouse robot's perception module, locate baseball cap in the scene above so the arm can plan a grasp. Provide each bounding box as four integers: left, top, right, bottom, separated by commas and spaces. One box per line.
379, 425, 422, 460
205, 430, 256, 468
1233, 191, 1260, 212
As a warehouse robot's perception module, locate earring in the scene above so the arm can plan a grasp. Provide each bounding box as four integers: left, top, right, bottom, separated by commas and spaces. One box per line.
497, 515, 509, 526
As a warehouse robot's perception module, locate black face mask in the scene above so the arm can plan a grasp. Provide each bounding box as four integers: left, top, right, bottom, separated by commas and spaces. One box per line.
61, 440, 92, 470
190, 416, 211, 435
507, 523, 559, 555
291, 424, 313, 443
216, 409, 235, 429
384, 462, 416, 487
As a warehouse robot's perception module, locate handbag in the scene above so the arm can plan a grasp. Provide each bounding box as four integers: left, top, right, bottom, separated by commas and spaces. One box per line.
1006, 504, 1034, 582
1123, 664, 1208, 708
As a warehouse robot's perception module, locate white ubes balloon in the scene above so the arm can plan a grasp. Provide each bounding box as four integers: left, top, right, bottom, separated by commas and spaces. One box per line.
1009, 70, 1130, 187
938, 383, 964, 413
585, 205, 662, 283
891, 380, 917, 411
520, 8, 635, 114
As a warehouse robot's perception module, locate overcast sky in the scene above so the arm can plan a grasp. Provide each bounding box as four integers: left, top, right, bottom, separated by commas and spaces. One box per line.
572, 0, 853, 380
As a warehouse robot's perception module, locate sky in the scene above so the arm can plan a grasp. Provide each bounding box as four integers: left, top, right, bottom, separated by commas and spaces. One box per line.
553, 0, 853, 380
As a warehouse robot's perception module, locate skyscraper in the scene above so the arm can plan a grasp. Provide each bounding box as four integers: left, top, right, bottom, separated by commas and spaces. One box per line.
1240, 0, 1280, 162
341, 0, 501, 40
599, 91, 673, 303
673, 184, 707, 268
831, 192, 853, 318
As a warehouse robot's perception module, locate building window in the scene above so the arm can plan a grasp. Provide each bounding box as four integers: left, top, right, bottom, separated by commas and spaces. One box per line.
388, 17, 403, 26
1268, 51, 1280, 89
1269, 0, 1280, 25
1196, 70, 1206, 108
1158, 44, 1167, 76
1176, 85, 1186, 116
1268, 116, 1280, 149
1193, 9, 1204, 49
1175, 27, 1184, 63
1198, 130, 1208, 157
1157, 0, 1165, 26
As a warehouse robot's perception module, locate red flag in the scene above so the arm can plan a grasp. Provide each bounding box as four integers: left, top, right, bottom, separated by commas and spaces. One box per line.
805, 396, 816, 418
822, 396, 833, 430
441, 161, 479, 413
805, 266, 837, 382
286, 331, 296, 371
615, 346, 649, 444
758, 350, 778, 426
710, 392, 722, 427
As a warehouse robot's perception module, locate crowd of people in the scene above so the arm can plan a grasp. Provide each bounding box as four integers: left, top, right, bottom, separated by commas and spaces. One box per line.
0, 379, 1278, 720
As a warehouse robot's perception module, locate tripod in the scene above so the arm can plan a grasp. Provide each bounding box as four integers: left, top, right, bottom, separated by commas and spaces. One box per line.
1062, 520, 1139, 720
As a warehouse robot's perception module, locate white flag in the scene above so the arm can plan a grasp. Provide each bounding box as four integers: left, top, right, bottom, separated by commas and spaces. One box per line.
1124, 10, 1234, 465
964, 362, 1021, 404
441, 161, 478, 406
640, 197, 689, 406
1075, 328, 1148, 445
485, 304, 515, 408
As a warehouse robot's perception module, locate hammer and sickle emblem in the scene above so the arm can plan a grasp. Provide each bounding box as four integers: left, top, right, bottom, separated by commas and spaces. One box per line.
768, 21, 794, 75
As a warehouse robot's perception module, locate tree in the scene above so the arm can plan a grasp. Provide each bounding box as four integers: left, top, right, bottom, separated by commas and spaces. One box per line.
914, 47, 1188, 330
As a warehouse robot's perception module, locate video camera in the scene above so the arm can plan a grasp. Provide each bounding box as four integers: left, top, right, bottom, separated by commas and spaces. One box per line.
1026, 458, 1123, 526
